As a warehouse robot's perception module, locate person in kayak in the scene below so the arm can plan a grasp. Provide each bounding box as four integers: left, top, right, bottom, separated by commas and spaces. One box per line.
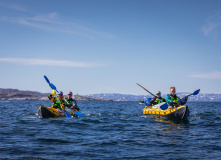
149, 91, 166, 106
65, 91, 80, 111
166, 86, 189, 107
48, 91, 66, 110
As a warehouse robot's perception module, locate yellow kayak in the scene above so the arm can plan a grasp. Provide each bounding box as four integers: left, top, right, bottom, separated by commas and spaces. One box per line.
143, 105, 190, 120
37, 106, 77, 118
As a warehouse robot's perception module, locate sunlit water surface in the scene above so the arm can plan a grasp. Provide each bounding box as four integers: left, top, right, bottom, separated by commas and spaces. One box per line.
0, 101, 220, 159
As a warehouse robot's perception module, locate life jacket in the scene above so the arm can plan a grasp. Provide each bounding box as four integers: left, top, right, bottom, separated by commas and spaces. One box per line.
52, 98, 65, 109
170, 95, 179, 106
154, 98, 164, 104
48, 94, 65, 109
65, 98, 78, 108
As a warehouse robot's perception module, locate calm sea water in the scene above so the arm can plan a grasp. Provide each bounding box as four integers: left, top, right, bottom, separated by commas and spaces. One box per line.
0, 100, 221, 160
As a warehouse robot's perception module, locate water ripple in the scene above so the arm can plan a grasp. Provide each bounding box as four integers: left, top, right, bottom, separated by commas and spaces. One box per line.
0, 101, 220, 159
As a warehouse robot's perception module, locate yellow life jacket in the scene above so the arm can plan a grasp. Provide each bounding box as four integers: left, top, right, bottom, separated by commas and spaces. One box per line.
154, 98, 164, 104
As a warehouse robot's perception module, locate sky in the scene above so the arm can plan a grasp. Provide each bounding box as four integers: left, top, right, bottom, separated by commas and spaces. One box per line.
0, 0, 221, 95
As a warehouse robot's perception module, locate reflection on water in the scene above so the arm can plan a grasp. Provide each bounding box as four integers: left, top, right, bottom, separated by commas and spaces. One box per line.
147, 117, 190, 145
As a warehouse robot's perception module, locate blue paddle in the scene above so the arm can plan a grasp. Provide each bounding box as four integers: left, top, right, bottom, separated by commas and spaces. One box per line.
44, 75, 50, 84
190, 89, 200, 96
177, 89, 200, 106
44, 75, 71, 118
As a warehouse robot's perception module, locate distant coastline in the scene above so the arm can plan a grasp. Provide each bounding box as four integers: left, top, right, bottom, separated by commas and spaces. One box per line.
1, 88, 221, 101
0, 88, 110, 101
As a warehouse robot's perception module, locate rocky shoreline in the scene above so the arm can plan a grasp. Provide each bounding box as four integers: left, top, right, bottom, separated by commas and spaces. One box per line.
0, 88, 111, 101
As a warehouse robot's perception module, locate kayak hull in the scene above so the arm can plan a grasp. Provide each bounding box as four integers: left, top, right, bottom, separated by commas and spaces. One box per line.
143, 105, 190, 120
37, 106, 77, 118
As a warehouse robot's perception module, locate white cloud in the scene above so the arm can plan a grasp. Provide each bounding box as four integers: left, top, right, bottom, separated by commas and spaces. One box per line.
0, 58, 102, 68
0, 8, 114, 39
0, 2, 28, 12
190, 72, 221, 79
201, 13, 221, 36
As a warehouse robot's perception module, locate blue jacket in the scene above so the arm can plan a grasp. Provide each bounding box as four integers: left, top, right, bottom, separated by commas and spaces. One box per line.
166, 94, 188, 106
166, 94, 180, 106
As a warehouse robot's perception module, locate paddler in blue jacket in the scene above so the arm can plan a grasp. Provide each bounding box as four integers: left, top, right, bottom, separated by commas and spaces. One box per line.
166, 86, 189, 107
149, 91, 166, 106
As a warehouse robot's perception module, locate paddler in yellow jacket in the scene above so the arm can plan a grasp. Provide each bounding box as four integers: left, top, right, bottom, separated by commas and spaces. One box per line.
48, 90, 66, 110
149, 91, 166, 106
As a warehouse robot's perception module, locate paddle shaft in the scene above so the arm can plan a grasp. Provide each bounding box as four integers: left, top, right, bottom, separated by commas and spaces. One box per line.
136, 83, 164, 103
136, 83, 155, 97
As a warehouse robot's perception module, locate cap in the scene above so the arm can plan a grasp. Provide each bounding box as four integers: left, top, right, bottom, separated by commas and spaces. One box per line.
58, 91, 63, 96
156, 91, 161, 95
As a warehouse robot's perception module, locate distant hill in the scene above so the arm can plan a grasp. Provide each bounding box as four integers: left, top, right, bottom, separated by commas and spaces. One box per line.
0, 88, 110, 101
0, 88, 49, 100
1, 88, 221, 101
86, 93, 221, 102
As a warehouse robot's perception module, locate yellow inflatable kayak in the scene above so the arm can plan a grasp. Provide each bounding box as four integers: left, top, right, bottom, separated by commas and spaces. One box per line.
143, 105, 190, 120
37, 106, 77, 118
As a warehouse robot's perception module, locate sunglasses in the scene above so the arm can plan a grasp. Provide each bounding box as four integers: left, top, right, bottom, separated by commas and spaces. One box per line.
68, 94, 72, 95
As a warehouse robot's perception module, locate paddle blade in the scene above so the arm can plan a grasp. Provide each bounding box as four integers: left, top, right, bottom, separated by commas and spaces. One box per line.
44, 75, 50, 84
65, 111, 71, 118
50, 83, 57, 91
160, 102, 169, 110
145, 98, 152, 106
192, 89, 200, 96
75, 111, 83, 117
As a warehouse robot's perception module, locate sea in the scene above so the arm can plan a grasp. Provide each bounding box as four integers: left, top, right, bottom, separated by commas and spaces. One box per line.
0, 100, 221, 160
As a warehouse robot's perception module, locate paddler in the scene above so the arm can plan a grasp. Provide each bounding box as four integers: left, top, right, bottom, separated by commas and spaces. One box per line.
166, 86, 189, 107
149, 91, 166, 106
48, 90, 66, 110
65, 91, 80, 111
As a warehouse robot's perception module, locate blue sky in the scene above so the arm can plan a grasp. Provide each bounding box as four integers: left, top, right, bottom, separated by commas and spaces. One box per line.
0, 0, 221, 95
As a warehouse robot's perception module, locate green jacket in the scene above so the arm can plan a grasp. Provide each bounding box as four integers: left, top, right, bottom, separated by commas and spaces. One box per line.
48, 94, 65, 108
149, 96, 166, 105
65, 98, 79, 111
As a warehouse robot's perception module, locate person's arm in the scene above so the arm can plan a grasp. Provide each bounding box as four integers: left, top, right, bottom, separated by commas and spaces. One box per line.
48, 94, 55, 101
149, 96, 156, 104
73, 100, 80, 111
166, 94, 173, 105
180, 95, 188, 105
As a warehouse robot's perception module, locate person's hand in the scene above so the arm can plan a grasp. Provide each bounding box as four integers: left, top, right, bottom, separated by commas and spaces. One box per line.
74, 106, 79, 111
70, 106, 74, 109
61, 104, 65, 110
